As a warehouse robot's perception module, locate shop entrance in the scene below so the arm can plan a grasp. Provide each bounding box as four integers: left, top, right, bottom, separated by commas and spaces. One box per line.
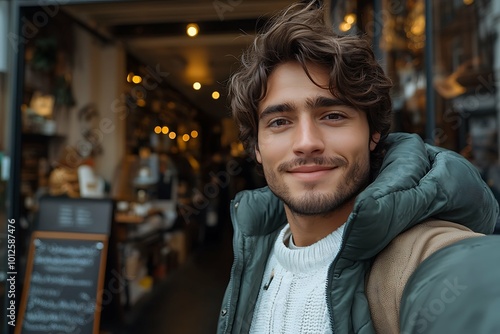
3, 1, 276, 333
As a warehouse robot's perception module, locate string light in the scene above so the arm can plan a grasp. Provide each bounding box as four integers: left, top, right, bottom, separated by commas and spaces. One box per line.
127, 72, 134, 83
339, 22, 351, 32
132, 75, 142, 84
186, 23, 199, 37
345, 13, 356, 24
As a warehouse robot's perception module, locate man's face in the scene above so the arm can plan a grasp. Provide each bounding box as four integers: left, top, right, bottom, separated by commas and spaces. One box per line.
256, 61, 379, 216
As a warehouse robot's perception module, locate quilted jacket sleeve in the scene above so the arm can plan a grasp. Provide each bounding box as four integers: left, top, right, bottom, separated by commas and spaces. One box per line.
399, 235, 500, 334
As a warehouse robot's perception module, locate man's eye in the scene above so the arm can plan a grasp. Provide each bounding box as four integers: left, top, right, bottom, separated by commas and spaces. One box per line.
269, 119, 290, 127
324, 113, 345, 120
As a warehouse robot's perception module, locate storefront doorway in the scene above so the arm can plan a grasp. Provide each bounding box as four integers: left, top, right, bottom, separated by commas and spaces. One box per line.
2, 1, 289, 333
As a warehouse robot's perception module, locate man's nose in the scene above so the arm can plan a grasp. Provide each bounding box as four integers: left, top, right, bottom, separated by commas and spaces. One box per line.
292, 119, 325, 156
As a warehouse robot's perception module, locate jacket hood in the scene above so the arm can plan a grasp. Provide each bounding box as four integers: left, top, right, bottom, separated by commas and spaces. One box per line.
232, 133, 499, 260
347, 133, 498, 260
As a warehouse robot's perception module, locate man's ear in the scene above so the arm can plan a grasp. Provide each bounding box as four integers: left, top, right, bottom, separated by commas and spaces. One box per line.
255, 144, 262, 164
370, 132, 381, 151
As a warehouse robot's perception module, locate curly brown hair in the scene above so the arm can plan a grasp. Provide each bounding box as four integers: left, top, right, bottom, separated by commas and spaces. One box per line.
229, 1, 393, 175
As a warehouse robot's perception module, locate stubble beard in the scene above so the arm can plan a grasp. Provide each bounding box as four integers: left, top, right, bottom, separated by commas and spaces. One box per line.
264, 157, 370, 216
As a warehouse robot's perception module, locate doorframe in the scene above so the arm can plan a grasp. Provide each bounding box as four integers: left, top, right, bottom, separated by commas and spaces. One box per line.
4, 2, 125, 333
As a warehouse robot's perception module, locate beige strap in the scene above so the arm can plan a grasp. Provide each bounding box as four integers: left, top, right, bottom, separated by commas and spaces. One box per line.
366, 220, 483, 333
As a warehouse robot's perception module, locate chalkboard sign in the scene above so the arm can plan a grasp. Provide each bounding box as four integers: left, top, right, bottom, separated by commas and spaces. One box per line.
37, 196, 113, 235
16, 231, 108, 334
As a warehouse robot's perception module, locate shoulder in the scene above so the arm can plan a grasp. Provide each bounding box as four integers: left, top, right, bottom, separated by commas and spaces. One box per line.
231, 186, 286, 236
400, 233, 500, 333
366, 220, 483, 333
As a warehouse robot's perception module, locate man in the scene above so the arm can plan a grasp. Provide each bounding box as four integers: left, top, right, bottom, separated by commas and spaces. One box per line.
218, 2, 500, 333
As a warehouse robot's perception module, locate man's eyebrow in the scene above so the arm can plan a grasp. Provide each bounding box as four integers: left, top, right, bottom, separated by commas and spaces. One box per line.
259, 102, 295, 120
258, 97, 349, 120
305, 96, 347, 109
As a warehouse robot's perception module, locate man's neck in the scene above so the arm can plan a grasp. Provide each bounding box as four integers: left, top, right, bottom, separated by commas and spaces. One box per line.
284, 199, 354, 247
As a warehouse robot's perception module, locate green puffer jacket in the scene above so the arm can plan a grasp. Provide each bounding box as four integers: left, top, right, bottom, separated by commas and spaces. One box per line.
217, 133, 499, 334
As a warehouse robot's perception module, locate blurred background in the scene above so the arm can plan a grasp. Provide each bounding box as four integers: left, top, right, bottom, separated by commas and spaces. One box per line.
0, 0, 499, 333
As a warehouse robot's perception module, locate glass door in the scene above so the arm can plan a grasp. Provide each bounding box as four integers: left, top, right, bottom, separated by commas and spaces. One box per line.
0, 1, 11, 331
1, 2, 22, 333
431, 0, 500, 202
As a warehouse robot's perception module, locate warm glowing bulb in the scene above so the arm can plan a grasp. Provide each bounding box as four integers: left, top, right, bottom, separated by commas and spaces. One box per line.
161, 126, 169, 134
212, 91, 220, 99
182, 134, 190, 142
169, 132, 176, 139
411, 16, 425, 36
190, 130, 198, 138
193, 82, 201, 90
339, 22, 351, 32
345, 13, 356, 24
154, 126, 162, 134
136, 99, 146, 107
187, 23, 199, 37
132, 75, 142, 84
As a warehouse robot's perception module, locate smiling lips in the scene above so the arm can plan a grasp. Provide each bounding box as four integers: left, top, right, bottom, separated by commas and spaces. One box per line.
288, 165, 337, 181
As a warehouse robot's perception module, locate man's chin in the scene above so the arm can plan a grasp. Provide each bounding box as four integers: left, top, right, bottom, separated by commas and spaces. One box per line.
283, 194, 341, 216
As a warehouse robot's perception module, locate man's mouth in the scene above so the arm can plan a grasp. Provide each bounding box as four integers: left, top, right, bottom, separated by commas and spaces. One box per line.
278, 156, 346, 174
287, 165, 338, 181
288, 165, 336, 173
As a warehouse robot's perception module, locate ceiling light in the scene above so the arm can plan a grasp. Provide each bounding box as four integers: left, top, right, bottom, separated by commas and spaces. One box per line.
132, 75, 142, 84
191, 130, 198, 138
169, 132, 176, 139
345, 13, 356, 24
186, 23, 199, 37
193, 82, 201, 90
161, 126, 169, 134
154, 126, 162, 134
182, 134, 190, 142
339, 22, 351, 32
212, 91, 220, 99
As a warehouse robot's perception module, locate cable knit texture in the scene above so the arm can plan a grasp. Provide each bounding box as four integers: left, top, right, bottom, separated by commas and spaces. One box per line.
250, 223, 345, 334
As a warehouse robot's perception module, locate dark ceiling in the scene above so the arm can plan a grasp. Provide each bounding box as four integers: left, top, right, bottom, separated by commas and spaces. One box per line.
61, 0, 300, 120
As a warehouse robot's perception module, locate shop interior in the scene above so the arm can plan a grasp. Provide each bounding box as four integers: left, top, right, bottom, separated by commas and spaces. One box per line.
1, 0, 499, 333
9, 1, 290, 333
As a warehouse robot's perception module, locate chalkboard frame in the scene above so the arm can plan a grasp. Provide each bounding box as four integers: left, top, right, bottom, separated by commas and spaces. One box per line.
16, 231, 109, 334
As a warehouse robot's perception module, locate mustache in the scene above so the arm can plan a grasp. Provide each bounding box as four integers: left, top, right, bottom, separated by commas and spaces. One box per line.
278, 156, 347, 173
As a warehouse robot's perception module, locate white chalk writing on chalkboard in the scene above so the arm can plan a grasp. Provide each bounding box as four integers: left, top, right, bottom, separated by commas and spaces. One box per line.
35, 255, 95, 266
45, 243, 100, 256
76, 208, 93, 227
31, 272, 93, 287
23, 321, 78, 332
28, 297, 96, 312
29, 286, 60, 297
59, 206, 74, 227
25, 309, 90, 323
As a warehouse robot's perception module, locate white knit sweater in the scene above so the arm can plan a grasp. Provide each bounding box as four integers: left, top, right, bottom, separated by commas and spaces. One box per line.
250, 223, 346, 334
